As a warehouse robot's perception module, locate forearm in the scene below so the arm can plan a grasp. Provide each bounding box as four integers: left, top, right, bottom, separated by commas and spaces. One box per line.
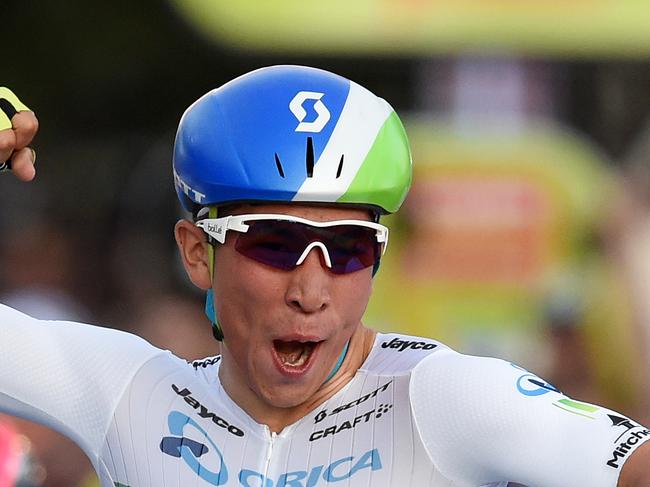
0, 304, 163, 456
618, 441, 650, 486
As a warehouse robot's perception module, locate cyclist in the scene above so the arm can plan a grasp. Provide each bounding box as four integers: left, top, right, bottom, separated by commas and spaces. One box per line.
1, 66, 649, 486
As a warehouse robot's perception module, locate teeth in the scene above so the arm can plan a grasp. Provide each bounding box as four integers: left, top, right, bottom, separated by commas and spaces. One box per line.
275, 341, 316, 367
281, 349, 308, 367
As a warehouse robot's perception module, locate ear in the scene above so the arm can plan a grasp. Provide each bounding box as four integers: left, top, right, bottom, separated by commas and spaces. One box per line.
174, 219, 212, 290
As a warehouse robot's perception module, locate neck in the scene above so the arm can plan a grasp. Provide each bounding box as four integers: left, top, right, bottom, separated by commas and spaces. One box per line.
219, 326, 377, 434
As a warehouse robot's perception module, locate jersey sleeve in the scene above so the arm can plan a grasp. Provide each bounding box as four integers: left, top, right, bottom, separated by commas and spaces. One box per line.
410, 348, 650, 487
0, 303, 166, 461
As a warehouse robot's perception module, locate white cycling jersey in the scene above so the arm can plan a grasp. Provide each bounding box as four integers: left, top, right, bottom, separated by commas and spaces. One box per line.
0, 303, 647, 487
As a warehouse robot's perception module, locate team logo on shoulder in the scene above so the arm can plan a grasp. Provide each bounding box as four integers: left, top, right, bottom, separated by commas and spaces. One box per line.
289, 91, 330, 133
510, 363, 560, 397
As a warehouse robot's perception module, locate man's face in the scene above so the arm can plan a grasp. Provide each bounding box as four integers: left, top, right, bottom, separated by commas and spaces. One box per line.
212, 203, 374, 409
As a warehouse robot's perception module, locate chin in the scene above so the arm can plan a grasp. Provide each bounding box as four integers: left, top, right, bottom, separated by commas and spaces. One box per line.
256, 381, 317, 410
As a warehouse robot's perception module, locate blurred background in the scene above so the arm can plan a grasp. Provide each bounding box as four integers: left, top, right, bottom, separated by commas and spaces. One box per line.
1, 1, 649, 485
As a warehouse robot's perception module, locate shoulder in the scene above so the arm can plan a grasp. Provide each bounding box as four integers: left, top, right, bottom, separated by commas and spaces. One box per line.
407, 351, 642, 486
0, 302, 164, 358
409, 350, 543, 435
360, 332, 448, 375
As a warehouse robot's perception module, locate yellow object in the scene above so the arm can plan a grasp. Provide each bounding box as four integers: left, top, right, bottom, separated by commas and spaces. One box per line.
171, 0, 650, 57
0, 87, 30, 131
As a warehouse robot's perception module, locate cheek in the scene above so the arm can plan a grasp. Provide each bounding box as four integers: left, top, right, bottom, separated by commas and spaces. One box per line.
212, 246, 285, 335
334, 270, 373, 324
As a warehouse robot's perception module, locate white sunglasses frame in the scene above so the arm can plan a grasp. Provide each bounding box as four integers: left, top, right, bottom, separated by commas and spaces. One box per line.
195, 213, 389, 270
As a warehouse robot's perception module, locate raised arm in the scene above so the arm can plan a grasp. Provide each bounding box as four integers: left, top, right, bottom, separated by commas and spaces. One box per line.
0, 304, 165, 460
410, 349, 650, 486
0, 92, 165, 460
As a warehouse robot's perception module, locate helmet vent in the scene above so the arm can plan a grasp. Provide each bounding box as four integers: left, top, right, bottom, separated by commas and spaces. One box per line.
274, 153, 285, 178
336, 155, 344, 179
306, 137, 314, 177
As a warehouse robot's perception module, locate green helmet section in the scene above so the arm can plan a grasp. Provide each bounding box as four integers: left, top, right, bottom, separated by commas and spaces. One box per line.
337, 111, 412, 213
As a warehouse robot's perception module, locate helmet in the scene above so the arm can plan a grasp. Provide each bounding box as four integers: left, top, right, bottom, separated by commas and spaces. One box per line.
173, 65, 412, 215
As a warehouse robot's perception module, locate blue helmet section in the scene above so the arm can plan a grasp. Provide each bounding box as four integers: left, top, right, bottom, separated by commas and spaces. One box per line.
173, 65, 351, 211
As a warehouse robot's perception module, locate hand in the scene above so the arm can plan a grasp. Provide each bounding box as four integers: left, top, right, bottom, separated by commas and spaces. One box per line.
0, 87, 38, 181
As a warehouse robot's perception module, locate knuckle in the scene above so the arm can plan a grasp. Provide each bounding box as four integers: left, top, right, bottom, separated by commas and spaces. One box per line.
23, 114, 39, 134
0, 131, 16, 152
15, 113, 38, 134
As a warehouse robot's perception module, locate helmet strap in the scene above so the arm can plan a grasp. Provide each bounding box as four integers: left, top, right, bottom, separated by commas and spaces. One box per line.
204, 206, 225, 342
205, 291, 224, 341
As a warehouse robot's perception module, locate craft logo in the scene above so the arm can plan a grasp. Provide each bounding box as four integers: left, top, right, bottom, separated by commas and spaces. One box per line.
310, 404, 393, 441
314, 380, 392, 423
289, 91, 330, 133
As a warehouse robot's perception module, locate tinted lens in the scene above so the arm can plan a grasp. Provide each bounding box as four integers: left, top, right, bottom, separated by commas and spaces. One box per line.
324, 225, 381, 274
234, 220, 381, 274
235, 220, 305, 270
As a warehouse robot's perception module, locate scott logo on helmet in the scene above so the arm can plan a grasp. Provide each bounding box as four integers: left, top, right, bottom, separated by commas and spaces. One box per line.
289, 91, 331, 133
173, 169, 206, 204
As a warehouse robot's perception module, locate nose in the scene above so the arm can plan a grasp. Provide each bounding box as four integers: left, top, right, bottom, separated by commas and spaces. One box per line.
285, 246, 331, 313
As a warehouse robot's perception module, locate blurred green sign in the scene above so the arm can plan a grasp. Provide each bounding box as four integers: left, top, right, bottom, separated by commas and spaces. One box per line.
171, 0, 650, 57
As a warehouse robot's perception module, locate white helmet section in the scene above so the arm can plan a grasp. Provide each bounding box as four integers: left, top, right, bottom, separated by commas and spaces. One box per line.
292, 81, 393, 204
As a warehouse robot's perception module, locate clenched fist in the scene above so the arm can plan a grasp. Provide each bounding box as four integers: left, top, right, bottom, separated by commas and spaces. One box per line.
0, 87, 38, 181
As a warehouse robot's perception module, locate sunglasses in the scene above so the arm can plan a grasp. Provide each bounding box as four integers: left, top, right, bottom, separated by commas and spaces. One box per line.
196, 214, 389, 275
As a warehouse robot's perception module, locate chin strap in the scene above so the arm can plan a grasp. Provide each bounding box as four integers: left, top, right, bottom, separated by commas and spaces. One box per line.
323, 340, 349, 383
205, 291, 224, 341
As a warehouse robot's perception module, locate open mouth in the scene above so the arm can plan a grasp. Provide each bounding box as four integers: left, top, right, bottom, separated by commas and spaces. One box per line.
273, 340, 320, 369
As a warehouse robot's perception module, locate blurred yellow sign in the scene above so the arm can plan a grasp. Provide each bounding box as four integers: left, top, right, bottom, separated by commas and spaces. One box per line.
365, 119, 616, 367
171, 0, 650, 57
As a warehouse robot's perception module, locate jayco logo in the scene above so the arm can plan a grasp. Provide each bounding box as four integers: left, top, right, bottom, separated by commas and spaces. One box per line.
380, 337, 437, 352
171, 384, 245, 437
289, 91, 330, 133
